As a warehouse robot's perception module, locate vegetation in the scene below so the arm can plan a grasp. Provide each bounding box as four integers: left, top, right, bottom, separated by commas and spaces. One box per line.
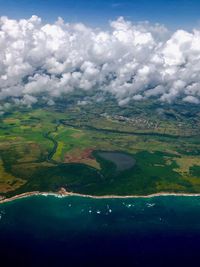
0, 97, 200, 198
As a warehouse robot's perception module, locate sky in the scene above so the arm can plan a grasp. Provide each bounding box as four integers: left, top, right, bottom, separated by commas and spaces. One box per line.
0, 0, 200, 30
0, 0, 200, 109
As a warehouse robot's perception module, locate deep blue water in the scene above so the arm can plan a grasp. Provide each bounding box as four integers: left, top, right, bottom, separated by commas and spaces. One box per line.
1, 195, 200, 267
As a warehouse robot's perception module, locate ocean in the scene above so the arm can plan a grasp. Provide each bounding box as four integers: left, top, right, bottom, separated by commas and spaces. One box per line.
1, 195, 200, 267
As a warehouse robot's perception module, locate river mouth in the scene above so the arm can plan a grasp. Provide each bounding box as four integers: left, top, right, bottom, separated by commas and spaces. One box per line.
96, 151, 136, 171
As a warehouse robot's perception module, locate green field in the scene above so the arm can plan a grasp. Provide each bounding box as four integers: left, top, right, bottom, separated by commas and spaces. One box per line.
0, 99, 200, 198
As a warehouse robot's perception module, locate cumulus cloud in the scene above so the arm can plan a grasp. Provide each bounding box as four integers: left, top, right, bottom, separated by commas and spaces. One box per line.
0, 15, 200, 107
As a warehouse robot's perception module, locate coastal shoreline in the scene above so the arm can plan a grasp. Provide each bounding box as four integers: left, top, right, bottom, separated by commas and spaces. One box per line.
1, 189, 200, 204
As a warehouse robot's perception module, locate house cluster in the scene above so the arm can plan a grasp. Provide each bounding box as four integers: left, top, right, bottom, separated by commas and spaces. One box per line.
101, 113, 160, 129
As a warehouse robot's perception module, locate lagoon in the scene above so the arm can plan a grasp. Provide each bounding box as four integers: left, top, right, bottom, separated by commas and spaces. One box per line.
97, 151, 136, 171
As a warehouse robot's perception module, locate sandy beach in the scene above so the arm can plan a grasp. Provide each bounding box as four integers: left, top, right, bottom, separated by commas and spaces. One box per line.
1, 188, 200, 204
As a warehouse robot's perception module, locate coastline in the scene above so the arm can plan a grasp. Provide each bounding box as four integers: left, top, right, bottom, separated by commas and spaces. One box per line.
1, 189, 200, 204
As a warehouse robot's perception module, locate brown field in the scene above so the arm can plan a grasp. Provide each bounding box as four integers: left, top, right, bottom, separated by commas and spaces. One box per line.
64, 148, 100, 169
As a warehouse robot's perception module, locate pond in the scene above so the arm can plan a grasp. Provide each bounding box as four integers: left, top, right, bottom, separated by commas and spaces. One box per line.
97, 151, 136, 171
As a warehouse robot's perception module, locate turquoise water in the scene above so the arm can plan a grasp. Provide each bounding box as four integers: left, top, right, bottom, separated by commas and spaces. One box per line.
1, 195, 200, 266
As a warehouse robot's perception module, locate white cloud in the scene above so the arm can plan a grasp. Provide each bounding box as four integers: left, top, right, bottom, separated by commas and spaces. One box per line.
183, 95, 200, 104
0, 15, 200, 107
